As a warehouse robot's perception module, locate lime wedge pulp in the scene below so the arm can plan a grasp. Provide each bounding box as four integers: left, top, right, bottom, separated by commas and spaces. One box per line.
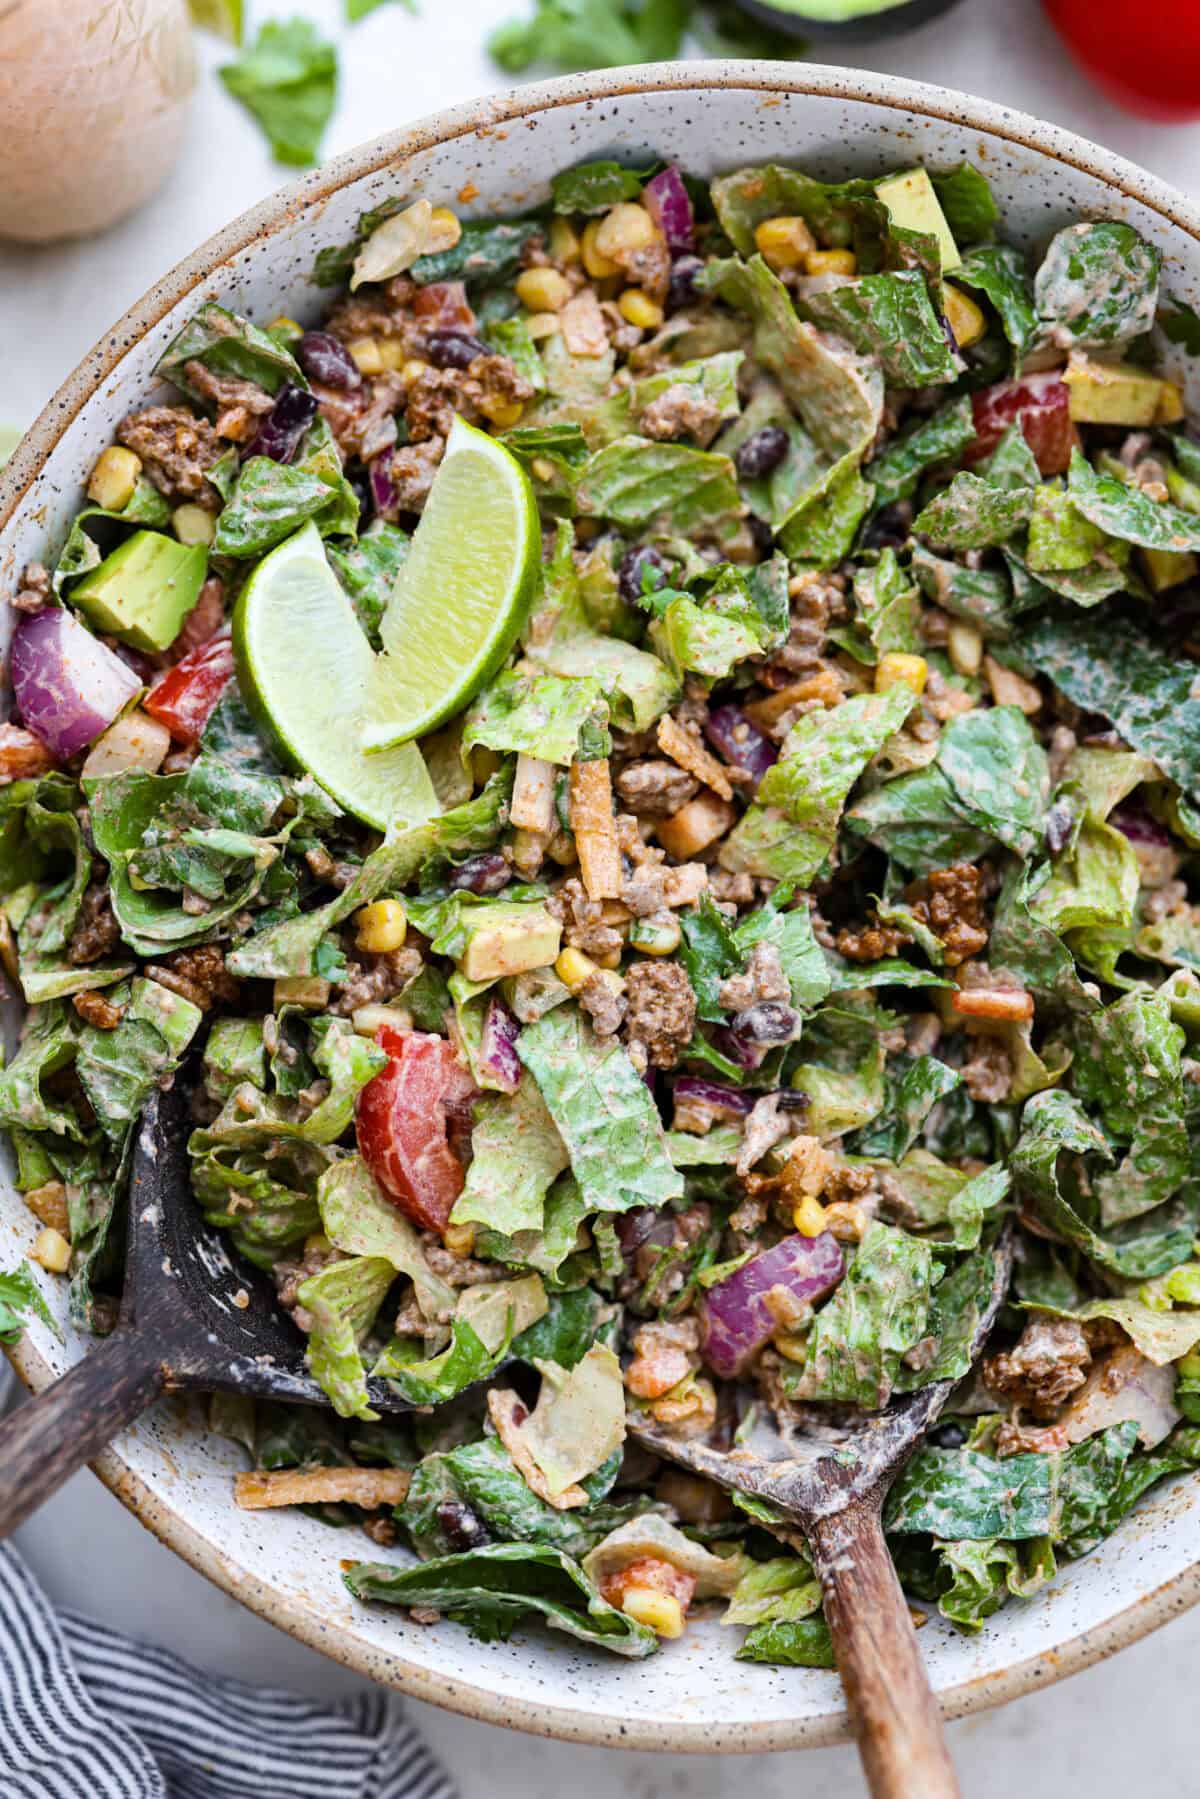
233, 523, 439, 831
361, 416, 540, 753
188, 0, 243, 41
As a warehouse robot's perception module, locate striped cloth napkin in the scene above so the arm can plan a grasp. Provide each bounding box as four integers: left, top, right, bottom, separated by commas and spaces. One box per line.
0, 1543, 458, 1799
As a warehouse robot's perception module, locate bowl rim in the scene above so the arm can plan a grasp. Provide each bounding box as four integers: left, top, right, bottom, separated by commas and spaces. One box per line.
5, 55, 1200, 1754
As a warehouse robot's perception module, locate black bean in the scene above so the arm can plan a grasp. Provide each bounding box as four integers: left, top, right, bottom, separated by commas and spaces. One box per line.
618, 543, 672, 607
734, 426, 790, 481
247, 383, 319, 464
928, 1421, 967, 1449
666, 254, 704, 313
862, 499, 913, 551
436, 1499, 491, 1551
449, 852, 511, 895
297, 330, 362, 391
425, 331, 488, 370
730, 1001, 802, 1044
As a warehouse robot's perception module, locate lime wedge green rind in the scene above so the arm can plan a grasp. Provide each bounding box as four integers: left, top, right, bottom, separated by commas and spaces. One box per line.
361, 417, 539, 752
233, 523, 440, 832
188, 0, 244, 42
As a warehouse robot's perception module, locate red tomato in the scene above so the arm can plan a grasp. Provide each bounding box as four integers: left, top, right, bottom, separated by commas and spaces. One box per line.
411, 281, 476, 331
355, 1025, 476, 1233
1043, 0, 1200, 121
966, 372, 1079, 478
143, 634, 236, 744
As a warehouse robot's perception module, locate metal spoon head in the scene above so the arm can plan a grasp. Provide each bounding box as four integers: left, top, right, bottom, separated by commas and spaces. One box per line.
628, 1226, 1013, 1526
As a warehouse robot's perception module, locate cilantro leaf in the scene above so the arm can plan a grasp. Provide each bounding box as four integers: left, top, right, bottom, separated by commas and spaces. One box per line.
219, 18, 338, 168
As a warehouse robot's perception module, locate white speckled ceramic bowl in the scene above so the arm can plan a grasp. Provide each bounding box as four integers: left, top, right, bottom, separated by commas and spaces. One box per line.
3, 61, 1200, 1754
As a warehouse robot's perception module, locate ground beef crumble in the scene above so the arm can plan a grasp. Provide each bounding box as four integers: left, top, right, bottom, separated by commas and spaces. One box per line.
622, 960, 696, 1070
984, 1316, 1093, 1418
117, 406, 224, 505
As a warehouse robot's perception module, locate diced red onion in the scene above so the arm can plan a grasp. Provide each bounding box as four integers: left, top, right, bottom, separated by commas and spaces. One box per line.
643, 166, 694, 253
479, 997, 521, 1093
703, 705, 777, 787
700, 1233, 845, 1379
11, 607, 141, 759
672, 1076, 755, 1134
712, 1024, 768, 1070
1111, 805, 1171, 847
369, 455, 397, 516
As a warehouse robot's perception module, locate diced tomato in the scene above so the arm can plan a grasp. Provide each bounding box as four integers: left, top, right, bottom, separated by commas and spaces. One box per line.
143, 634, 236, 744
355, 1025, 477, 1233
967, 372, 1079, 478
1043, 1, 1200, 121
411, 281, 476, 331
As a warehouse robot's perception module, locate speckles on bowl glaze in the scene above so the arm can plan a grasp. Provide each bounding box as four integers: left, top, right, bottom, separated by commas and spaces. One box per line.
3, 62, 1200, 1752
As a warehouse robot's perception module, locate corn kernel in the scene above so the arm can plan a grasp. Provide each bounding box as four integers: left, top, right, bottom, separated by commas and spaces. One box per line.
1156, 380, 1186, 425
875, 652, 928, 696
87, 445, 141, 513
31, 1227, 71, 1275
443, 1222, 477, 1258
629, 914, 682, 956
172, 503, 215, 547
515, 267, 571, 313
803, 248, 857, 278
617, 289, 664, 330
348, 336, 384, 376
594, 202, 659, 262
531, 456, 558, 483
792, 1194, 828, 1237
1166, 1264, 1200, 1304
621, 1588, 685, 1639
352, 1002, 412, 1037
401, 358, 430, 386
947, 621, 983, 677
524, 312, 561, 341
581, 219, 621, 278
268, 315, 302, 334
943, 282, 987, 349
549, 217, 582, 264
556, 946, 597, 993
355, 899, 407, 955
429, 206, 462, 249
754, 215, 817, 271
377, 338, 408, 371
480, 397, 525, 429
273, 975, 331, 1011
773, 1329, 809, 1364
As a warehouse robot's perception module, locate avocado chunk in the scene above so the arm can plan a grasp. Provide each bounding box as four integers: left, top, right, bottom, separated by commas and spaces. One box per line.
72, 530, 208, 653
874, 167, 960, 273
1063, 356, 1165, 427
459, 903, 562, 983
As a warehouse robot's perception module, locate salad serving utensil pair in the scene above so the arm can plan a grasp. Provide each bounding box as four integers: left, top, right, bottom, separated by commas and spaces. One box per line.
0, 1080, 1011, 1798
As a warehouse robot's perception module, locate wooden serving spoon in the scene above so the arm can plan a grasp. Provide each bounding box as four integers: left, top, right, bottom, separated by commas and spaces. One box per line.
0, 1082, 412, 1539
628, 1228, 1013, 1799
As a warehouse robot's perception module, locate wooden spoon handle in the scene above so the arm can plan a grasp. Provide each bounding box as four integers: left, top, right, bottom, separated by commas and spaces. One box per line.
808, 1503, 960, 1799
0, 1331, 166, 1539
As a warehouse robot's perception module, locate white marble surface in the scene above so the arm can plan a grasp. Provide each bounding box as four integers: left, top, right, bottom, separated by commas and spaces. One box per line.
5, 0, 1200, 1790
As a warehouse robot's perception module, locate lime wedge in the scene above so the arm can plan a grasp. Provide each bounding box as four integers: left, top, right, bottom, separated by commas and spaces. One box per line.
361, 417, 539, 753
189, 0, 243, 41
233, 523, 439, 831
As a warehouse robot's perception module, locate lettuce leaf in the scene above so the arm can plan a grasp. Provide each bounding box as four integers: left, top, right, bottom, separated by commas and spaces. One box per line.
1067, 448, 1200, 554
1034, 222, 1160, 350
778, 462, 874, 566
800, 1220, 936, 1409
298, 1254, 395, 1421
575, 435, 741, 538
1069, 990, 1188, 1225
0, 1262, 57, 1347
343, 1543, 656, 1657
953, 244, 1036, 367
517, 1006, 683, 1214
316, 1154, 454, 1321
913, 472, 1034, 549
720, 687, 915, 881
865, 395, 976, 510
156, 301, 305, 400
463, 670, 608, 767
795, 270, 959, 387
450, 1074, 570, 1236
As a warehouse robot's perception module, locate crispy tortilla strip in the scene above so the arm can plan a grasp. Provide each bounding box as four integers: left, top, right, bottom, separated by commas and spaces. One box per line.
568, 758, 622, 900
234, 1467, 411, 1511
656, 715, 733, 801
